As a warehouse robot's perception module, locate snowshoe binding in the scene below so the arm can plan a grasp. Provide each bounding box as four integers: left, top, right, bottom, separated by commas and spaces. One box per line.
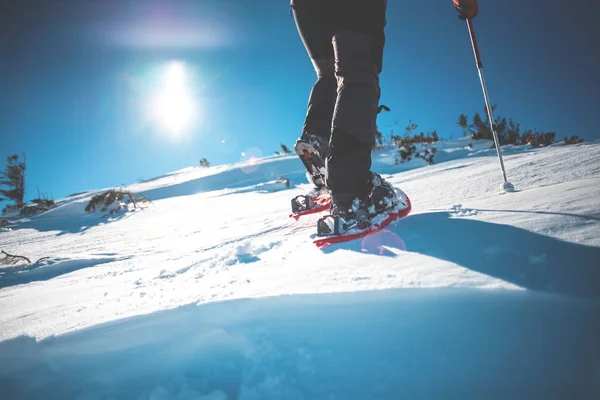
290, 187, 330, 220
317, 198, 372, 236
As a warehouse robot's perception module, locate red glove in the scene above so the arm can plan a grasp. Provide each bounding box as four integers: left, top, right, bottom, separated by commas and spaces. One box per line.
453, 0, 479, 20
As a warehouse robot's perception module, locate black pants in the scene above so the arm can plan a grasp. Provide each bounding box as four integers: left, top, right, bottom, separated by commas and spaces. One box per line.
292, 0, 387, 206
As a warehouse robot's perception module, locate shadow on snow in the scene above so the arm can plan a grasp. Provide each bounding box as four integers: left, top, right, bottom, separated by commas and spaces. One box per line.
324, 212, 600, 300
0, 257, 121, 288
0, 289, 598, 399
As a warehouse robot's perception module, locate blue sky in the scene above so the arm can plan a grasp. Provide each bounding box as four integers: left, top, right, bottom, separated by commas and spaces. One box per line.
1, 0, 599, 201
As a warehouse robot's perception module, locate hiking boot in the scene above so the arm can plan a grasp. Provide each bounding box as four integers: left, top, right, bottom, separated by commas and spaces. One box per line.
367, 172, 398, 213
333, 197, 372, 223
317, 197, 372, 236
294, 133, 330, 189
295, 132, 330, 159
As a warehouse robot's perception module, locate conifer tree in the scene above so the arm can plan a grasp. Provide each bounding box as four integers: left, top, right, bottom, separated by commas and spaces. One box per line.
0, 154, 26, 211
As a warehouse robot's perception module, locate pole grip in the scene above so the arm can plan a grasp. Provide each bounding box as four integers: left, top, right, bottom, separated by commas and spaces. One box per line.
467, 18, 483, 69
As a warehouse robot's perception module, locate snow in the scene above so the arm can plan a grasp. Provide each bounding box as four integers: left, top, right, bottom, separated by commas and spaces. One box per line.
1, 139, 599, 399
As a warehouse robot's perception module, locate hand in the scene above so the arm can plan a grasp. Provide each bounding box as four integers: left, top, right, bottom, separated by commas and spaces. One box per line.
453, 0, 479, 20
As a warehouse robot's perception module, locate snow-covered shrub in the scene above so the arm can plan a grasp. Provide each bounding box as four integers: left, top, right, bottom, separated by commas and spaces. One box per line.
391, 121, 439, 146
501, 119, 521, 145
459, 105, 514, 143
458, 106, 563, 148
409, 130, 439, 144
1, 204, 21, 217
564, 135, 584, 145
280, 144, 293, 154
16, 197, 57, 218
415, 147, 437, 165
19, 203, 55, 218
458, 111, 492, 140
1, 195, 56, 218
392, 120, 439, 164
519, 131, 556, 148
394, 129, 438, 165
31, 198, 55, 208
85, 189, 149, 215
276, 176, 290, 188
396, 142, 416, 164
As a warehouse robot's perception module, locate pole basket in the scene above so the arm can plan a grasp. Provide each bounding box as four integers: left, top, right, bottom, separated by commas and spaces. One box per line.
503, 181, 515, 192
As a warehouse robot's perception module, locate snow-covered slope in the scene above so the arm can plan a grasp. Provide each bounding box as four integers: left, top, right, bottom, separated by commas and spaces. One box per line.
1, 139, 599, 399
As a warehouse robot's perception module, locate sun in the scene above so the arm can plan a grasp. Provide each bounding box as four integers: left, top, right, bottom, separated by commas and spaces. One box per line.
149, 61, 196, 138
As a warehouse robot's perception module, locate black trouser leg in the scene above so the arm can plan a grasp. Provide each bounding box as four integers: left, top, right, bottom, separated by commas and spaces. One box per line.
292, 0, 337, 143
328, 1, 386, 206
304, 59, 337, 141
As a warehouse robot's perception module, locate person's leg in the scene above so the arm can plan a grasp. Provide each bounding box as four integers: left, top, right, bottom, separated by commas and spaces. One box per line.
326, 0, 387, 207
291, 0, 338, 189
291, 0, 337, 147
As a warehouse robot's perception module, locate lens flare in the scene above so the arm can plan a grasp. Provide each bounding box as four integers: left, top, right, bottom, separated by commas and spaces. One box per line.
240, 147, 263, 174
361, 230, 406, 255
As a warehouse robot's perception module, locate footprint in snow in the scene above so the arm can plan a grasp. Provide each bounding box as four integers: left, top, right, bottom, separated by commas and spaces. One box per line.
224, 240, 281, 265
157, 269, 177, 279
449, 204, 479, 218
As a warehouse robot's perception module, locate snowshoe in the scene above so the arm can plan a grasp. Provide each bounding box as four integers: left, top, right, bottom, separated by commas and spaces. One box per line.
314, 187, 411, 248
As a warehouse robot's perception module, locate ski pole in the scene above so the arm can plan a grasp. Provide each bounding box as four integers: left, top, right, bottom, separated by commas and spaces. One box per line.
465, 19, 514, 191
453, 0, 514, 191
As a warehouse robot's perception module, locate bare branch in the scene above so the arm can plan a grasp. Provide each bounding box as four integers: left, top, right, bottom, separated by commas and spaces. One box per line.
0, 250, 31, 265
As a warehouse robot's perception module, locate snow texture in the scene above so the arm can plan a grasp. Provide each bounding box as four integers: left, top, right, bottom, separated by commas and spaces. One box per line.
1, 138, 599, 399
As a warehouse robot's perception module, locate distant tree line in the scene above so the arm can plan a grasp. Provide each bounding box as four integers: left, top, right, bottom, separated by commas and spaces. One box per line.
457, 105, 584, 148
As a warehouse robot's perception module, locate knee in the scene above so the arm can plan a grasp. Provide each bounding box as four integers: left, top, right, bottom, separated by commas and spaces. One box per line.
311, 57, 335, 80
332, 31, 379, 85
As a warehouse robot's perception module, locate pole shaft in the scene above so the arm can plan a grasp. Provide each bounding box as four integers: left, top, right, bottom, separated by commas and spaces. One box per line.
467, 19, 483, 69
466, 19, 509, 184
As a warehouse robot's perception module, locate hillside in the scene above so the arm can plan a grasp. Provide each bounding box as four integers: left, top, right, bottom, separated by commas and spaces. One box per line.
1, 139, 599, 399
